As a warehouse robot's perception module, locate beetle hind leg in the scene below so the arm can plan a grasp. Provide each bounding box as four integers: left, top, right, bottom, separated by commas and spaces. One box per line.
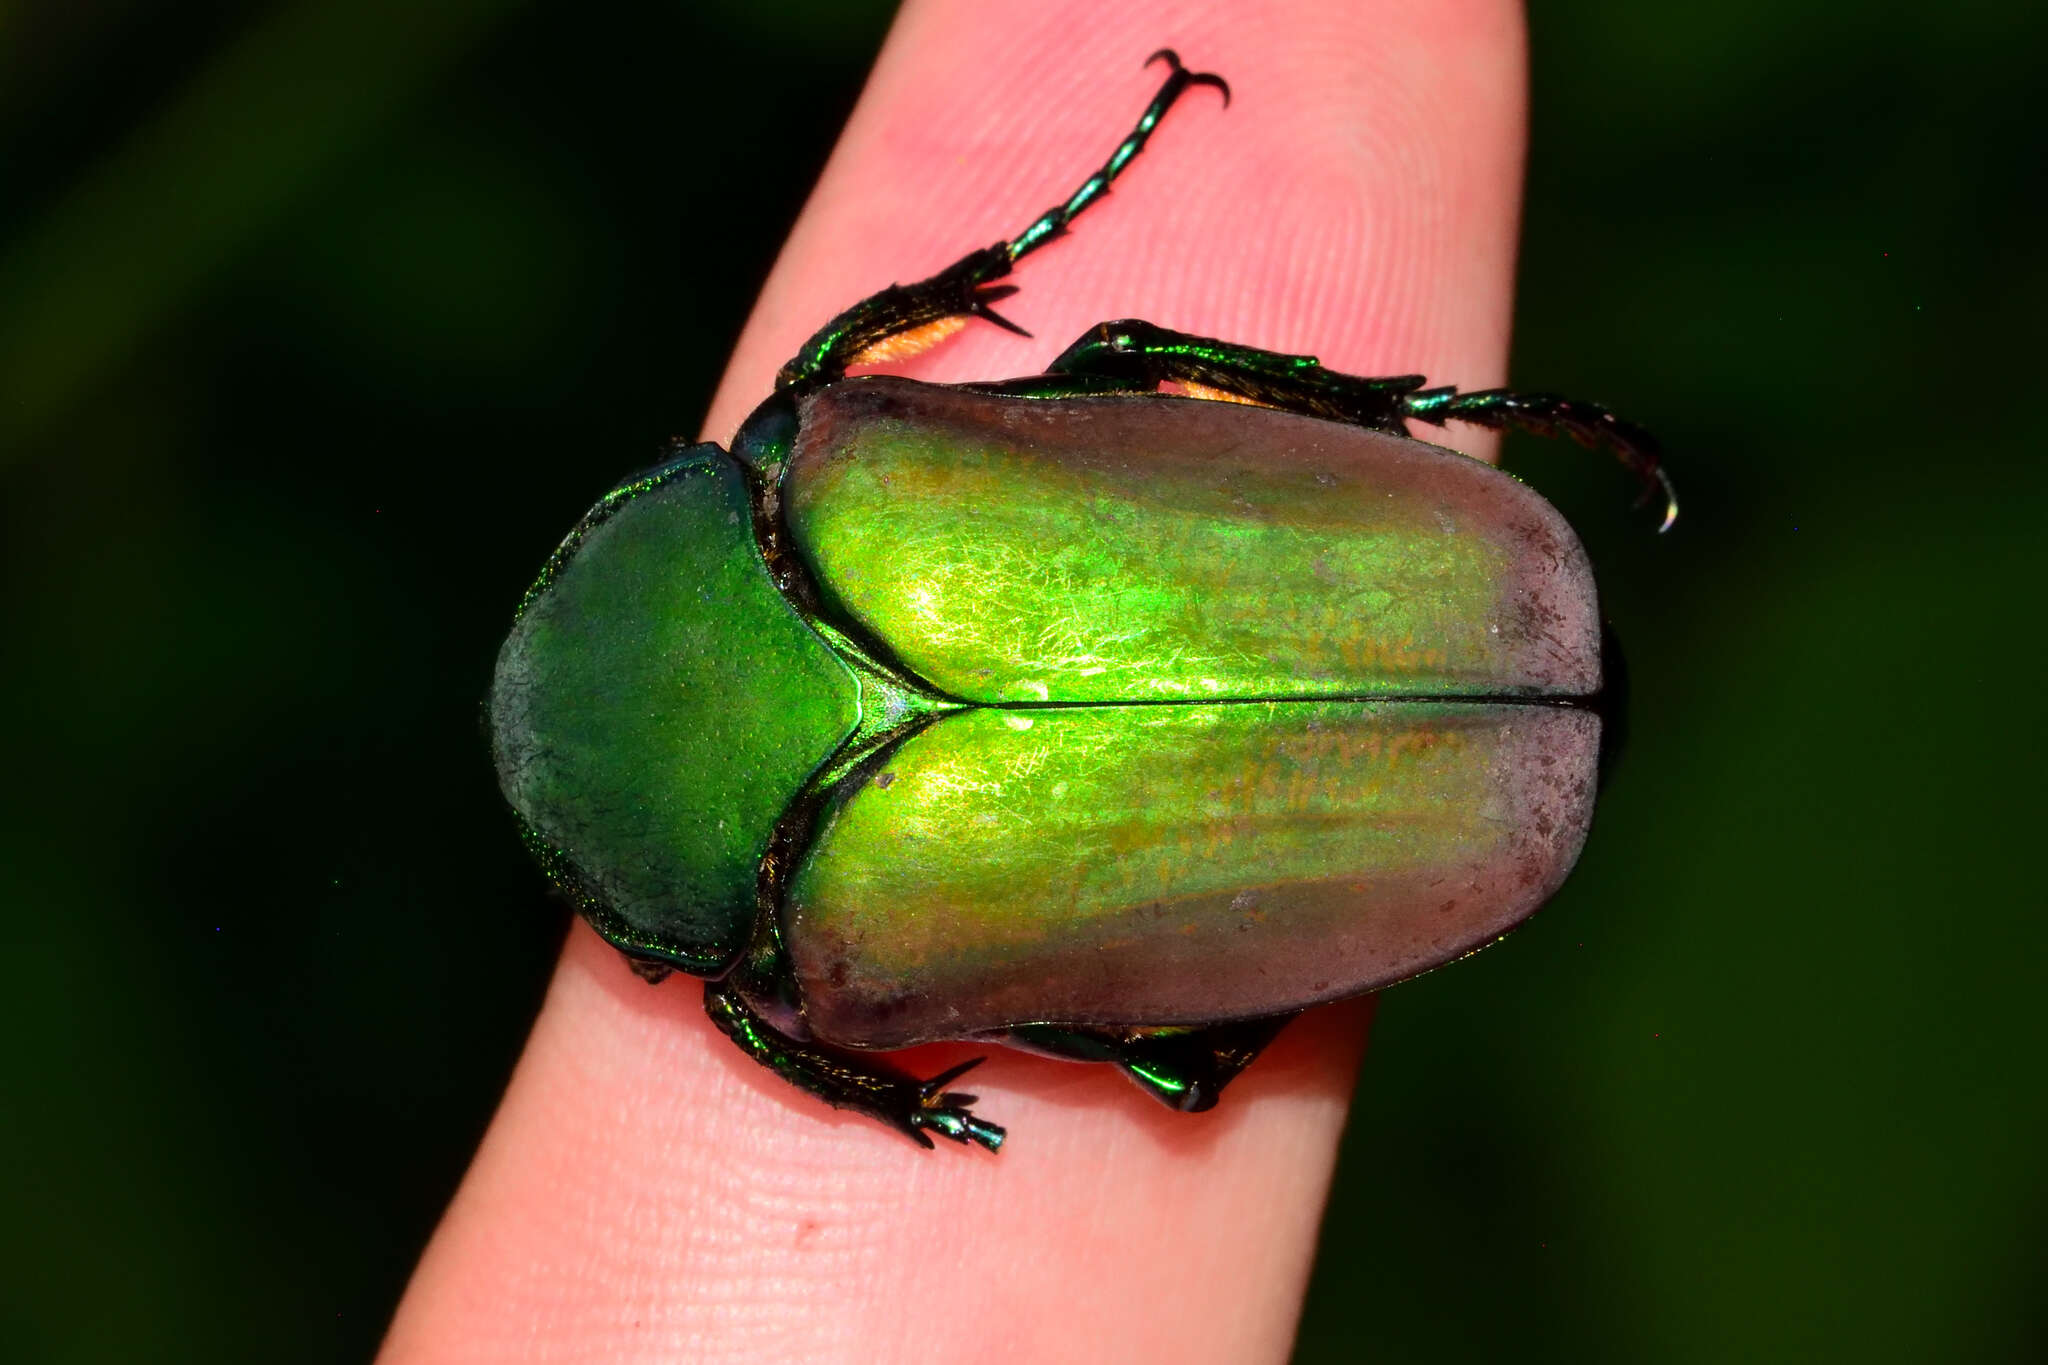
1002, 1015, 1293, 1113
703, 980, 1005, 1152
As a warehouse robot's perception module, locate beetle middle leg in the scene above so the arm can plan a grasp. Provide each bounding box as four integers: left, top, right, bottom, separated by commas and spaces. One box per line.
702, 979, 1006, 1151
1046, 318, 1676, 529
769, 51, 1229, 397
1000, 1016, 1293, 1113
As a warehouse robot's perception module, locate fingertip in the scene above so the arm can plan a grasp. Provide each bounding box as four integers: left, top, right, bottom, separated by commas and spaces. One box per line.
705, 0, 1530, 443
401, 6, 1531, 1360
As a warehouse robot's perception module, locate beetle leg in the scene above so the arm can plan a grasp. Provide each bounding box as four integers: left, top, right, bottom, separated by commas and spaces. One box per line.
703, 980, 1006, 1152
1401, 386, 1678, 531
1048, 318, 1425, 430
1000, 1016, 1293, 1113
1048, 318, 1676, 530
773, 51, 1228, 395
1001, 50, 1230, 267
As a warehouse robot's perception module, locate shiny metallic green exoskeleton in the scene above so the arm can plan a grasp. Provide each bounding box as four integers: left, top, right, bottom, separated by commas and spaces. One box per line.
489, 53, 1672, 1151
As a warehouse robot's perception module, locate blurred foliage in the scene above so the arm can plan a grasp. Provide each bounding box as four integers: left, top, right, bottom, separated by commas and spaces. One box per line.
0, 2, 2041, 1362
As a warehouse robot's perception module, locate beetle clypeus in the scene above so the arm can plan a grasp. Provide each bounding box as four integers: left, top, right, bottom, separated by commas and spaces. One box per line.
489, 52, 1672, 1151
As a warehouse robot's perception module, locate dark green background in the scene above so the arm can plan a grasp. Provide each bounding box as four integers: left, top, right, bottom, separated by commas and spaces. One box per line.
4, 2, 2041, 1360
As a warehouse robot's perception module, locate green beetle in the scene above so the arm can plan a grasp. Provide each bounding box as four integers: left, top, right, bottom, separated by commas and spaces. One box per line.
489, 52, 1672, 1152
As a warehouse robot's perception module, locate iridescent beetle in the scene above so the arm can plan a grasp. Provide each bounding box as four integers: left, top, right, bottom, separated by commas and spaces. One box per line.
489, 53, 1673, 1151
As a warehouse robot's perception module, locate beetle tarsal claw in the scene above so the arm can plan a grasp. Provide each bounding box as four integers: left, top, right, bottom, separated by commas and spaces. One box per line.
1627, 465, 1680, 533
970, 292, 1031, 338
1651, 466, 1680, 533
1145, 48, 1231, 105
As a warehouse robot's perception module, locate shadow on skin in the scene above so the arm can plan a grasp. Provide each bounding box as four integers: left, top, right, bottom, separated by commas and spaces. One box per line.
572, 920, 1374, 1159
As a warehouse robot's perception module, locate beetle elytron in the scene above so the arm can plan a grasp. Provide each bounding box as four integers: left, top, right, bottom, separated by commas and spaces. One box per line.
489, 52, 1672, 1151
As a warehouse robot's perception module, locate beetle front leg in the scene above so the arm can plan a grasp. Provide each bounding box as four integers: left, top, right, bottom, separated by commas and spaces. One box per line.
1002, 1016, 1293, 1113
771, 51, 1228, 396
703, 980, 1006, 1152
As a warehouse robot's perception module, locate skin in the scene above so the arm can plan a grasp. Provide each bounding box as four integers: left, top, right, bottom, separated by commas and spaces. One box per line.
380, 1, 1526, 1360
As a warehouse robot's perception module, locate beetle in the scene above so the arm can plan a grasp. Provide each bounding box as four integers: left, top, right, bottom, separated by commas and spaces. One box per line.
488, 52, 1673, 1152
